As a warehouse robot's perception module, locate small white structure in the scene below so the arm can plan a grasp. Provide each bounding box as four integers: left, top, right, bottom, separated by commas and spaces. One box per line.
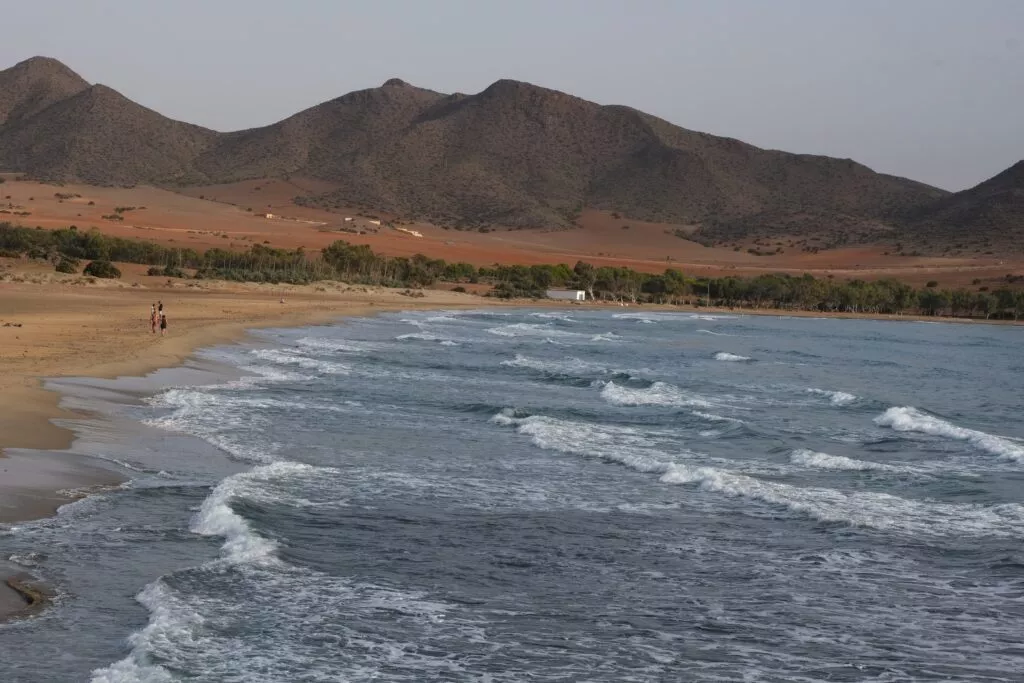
396, 227, 423, 238
368, 219, 382, 226
264, 213, 275, 219
547, 289, 586, 301
343, 217, 354, 222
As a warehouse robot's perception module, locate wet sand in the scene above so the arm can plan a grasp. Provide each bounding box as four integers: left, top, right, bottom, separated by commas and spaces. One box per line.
0, 272, 481, 619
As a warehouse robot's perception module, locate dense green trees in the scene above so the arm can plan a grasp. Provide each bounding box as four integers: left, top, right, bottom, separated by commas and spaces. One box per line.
1, 222, 1022, 320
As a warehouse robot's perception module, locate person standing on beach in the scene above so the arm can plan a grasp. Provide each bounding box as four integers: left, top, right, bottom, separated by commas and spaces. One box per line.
150, 304, 157, 334
160, 309, 167, 336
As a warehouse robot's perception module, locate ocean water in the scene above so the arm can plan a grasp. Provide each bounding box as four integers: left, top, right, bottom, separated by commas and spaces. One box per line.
2, 309, 1024, 682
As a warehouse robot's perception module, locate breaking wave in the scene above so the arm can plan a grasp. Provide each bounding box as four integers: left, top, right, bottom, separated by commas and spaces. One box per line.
396, 332, 459, 346
875, 407, 1024, 462
493, 411, 1024, 538
790, 449, 905, 473
600, 381, 715, 408
714, 352, 751, 362
807, 388, 858, 406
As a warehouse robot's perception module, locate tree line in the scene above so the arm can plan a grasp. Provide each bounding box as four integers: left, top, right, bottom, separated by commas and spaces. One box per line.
1, 222, 1022, 320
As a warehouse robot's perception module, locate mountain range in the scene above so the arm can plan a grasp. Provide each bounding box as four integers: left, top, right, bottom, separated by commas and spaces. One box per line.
0, 56, 1020, 248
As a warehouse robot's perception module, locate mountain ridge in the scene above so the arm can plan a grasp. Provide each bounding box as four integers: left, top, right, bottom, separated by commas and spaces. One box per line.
0, 56, 1018, 248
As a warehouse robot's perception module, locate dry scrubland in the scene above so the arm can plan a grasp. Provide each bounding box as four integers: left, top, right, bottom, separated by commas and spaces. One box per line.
3, 177, 1022, 290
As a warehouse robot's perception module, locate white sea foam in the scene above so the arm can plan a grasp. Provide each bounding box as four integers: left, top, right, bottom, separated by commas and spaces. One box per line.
659, 463, 1024, 538
396, 332, 459, 345
92, 568, 464, 683
191, 467, 285, 565
807, 388, 858, 406
714, 352, 751, 362
530, 312, 574, 322
790, 449, 904, 473
600, 381, 715, 408
875, 407, 1024, 462
295, 336, 377, 354
698, 329, 734, 336
251, 348, 351, 375
610, 313, 657, 324
691, 411, 744, 424
144, 389, 280, 463
494, 410, 1023, 537
487, 323, 581, 338
90, 580, 188, 682
501, 354, 610, 376
492, 410, 696, 474
590, 332, 623, 342
690, 314, 738, 321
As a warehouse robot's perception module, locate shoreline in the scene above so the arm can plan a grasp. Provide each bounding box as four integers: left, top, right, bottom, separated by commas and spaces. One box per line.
0, 279, 485, 621
1, 281, 1019, 621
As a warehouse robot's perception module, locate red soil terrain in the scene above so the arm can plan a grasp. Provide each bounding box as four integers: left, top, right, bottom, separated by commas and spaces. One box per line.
3, 177, 1022, 290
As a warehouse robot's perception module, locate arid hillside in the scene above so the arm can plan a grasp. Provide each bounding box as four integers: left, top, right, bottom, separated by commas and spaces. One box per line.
0, 56, 1020, 252
899, 161, 1024, 254
3, 177, 1021, 291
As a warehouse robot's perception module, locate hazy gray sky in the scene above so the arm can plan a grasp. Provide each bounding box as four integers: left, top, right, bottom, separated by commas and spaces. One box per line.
2, 0, 1021, 191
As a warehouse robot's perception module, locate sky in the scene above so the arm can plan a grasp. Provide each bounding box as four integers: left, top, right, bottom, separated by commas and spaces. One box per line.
2, 0, 1022, 191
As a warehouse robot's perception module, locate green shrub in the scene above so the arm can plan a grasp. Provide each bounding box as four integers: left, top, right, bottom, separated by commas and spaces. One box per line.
83, 260, 121, 279
55, 257, 80, 273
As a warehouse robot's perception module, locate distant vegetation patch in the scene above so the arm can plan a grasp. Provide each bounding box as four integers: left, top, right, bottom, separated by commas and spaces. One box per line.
83, 260, 121, 278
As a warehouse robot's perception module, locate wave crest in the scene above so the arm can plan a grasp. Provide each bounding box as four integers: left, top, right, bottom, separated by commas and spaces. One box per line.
714, 352, 751, 362
875, 407, 1024, 461
807, 388, 858, 406
600, 381, 714, 408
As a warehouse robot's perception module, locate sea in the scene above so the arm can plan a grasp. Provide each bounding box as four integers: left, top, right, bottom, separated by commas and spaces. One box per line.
1, 308, 1023, 682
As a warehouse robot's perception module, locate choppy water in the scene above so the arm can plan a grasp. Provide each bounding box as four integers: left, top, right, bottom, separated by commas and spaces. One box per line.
2, 309, 1024, 682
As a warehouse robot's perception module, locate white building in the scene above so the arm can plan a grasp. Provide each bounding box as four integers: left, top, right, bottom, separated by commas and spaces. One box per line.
546, 289, 586, 301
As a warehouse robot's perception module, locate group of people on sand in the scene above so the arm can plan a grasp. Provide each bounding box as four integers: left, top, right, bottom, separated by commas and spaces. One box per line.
149, 301, 167, 336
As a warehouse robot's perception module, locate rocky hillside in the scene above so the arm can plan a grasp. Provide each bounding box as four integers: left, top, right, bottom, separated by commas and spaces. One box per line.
4, 55, 1016, 248
899, 161, 1024, 252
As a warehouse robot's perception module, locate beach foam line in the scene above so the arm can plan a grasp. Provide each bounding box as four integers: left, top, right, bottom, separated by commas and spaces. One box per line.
874, 407, 1024, 462
807, 388, 858, 407
599, 380, 715, 408
714, 352, 751, 362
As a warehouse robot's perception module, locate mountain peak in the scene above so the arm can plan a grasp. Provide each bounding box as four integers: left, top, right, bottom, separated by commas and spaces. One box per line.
382, 78, 412, 88
8, 56, 86, 82
0, 55, 90, 126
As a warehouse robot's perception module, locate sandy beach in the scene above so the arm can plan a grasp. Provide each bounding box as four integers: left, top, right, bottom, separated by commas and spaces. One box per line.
0, 268, 481, 619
